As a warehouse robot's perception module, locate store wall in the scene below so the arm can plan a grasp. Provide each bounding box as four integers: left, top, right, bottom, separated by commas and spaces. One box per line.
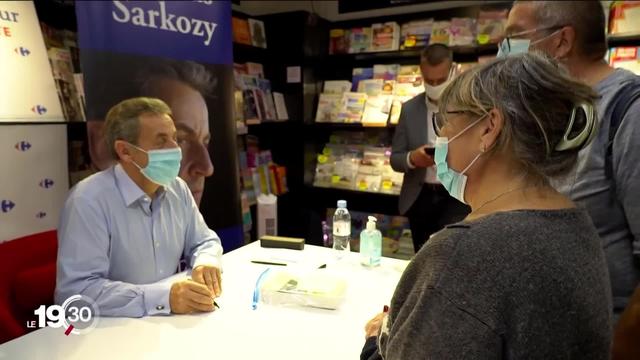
0, 1, 63, 121
0, 125, 68, 242
0, 1, 68, 243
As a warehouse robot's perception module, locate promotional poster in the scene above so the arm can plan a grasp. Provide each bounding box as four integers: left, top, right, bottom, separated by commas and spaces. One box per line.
76, 1, 242, 249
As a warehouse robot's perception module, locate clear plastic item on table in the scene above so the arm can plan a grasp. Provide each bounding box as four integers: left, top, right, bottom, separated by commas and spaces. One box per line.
257, 269, 348, 310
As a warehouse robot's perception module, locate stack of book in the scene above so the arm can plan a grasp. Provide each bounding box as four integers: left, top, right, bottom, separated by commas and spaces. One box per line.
361, 65, 399, 126
429, 21, 451, 45
400, 19, 433, 50
316, 80, 352, 123
349, 27, 373, 53
40, 23, 86, 122
609, 47, 640, 75
607, 2, 640, 75
232, 17, 267, 48
390, 65, 424, 125
351, 67, 374, 91
234, 62, 287, 126
316, 80, 372, 124
476, 9, 509, 45
449, 18, 476, 46
329, 29, 350, 54
328, 10, 509, 53
316, 64, 428, 125
329, 22, 401, 54
238, 140, 289, 207
370, 22, 401, 52
237, 149, 254, 233
314, 144, 402, 195
609, 2, 640, 36
313, 133, 403, 195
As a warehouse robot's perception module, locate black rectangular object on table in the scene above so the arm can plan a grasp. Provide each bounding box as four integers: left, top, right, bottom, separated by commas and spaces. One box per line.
260, 235, 305, 250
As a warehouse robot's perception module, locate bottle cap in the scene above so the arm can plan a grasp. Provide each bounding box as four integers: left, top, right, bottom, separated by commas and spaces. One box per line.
366, 216, 377, 231
337, 200, 347, 208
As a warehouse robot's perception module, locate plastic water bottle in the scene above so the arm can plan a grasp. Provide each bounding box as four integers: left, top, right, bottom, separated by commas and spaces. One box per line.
332, 200, 351, 260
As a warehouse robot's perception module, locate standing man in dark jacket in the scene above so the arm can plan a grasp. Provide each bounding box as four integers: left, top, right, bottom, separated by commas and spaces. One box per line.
390, 44, 470, 253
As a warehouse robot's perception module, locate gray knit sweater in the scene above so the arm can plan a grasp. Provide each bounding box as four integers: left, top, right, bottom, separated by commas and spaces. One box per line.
378, 209, 612, 360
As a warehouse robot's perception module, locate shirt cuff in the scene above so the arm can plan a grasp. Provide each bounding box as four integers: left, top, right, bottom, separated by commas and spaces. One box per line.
141, 282, 172, 316
406, 152, 416, 170
193, 253, 222, 271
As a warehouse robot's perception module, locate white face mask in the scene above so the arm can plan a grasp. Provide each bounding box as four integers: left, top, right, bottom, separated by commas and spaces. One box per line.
425, 79, 452, 104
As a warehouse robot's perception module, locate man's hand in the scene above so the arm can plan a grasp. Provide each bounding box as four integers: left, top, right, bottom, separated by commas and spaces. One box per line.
410, 145, 435, 168
192, 265, 222, 297
169, 280, 215, 314
364, 312, 387, 339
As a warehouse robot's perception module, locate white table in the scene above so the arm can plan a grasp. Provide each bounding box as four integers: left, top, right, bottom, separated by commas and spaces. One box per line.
0, 242, 408, 360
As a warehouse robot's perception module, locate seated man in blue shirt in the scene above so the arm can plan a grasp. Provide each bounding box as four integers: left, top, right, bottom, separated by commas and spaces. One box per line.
55, 97, 222, 317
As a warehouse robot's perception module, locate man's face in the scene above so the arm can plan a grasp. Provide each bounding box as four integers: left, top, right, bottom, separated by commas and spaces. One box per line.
125, 113, 178, 172
505, 3, 560, 58
149, 78, 214, 205
420, 60, 452, 87
128, 112, 178, 167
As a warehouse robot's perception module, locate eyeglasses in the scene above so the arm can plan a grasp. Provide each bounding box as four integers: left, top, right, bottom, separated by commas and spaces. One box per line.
502, 25, 565, 51
432, 110, 466, 136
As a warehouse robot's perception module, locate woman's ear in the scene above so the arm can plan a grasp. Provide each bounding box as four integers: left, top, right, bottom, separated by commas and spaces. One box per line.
480, 108, 504, 152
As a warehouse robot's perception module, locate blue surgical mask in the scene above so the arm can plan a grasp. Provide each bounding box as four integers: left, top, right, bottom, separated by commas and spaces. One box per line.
497, 38, 531, 57
434, 113, 488, 204
129, 144, 182, 186
497, 29, 562, 58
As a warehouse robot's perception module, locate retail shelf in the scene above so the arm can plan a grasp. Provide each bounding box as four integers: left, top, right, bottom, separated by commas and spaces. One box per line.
304, 185, 400, 217
309, 43, 498, 63
247, 120, 299, 126
306, 122, 396, 130
307, 185, 399, 198
608, 33, 640, 47
232, 42, 269, 62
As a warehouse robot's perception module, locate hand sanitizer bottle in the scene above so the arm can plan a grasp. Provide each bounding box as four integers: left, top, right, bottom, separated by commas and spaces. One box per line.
360, 216, 382, 267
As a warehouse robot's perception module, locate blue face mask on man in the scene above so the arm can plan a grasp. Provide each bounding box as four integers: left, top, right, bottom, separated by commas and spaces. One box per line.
128, 143, 182, 186
434, 113, 488, 204
497, 38, 531, 57
497, 27, 562, 58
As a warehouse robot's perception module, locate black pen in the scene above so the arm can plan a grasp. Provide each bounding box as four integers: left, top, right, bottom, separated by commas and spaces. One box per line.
187, 277, 221, 308
251, 260, 288, 266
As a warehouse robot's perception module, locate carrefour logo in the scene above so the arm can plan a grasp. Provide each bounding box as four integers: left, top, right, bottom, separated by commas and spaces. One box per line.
31, 105, 47, 115
1, 200, 15, 213
14, 46, 30, 56
15, 141, 31, 151
39, 179, 54, 189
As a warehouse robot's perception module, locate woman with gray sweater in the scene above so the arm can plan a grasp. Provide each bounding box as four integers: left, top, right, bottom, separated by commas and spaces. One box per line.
362, 52, 612, 359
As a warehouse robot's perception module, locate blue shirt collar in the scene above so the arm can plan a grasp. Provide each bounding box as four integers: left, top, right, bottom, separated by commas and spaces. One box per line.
114, 164, 147, 207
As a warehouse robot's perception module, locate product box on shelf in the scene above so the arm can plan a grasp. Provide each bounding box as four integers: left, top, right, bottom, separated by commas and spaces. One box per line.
609, 1, 640, 35
370, 22, 401, 52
